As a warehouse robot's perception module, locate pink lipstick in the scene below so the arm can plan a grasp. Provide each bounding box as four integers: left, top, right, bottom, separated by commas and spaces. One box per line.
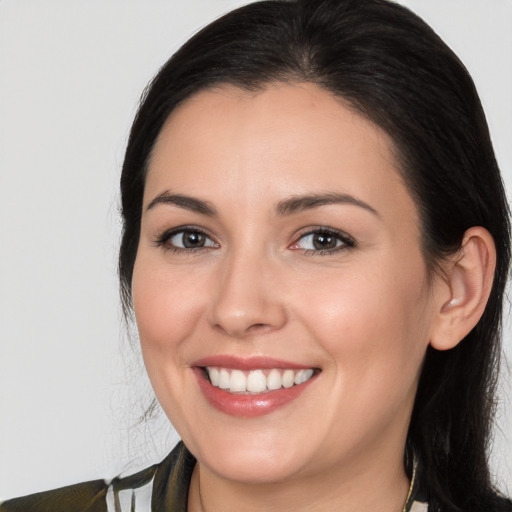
192, 356, 319, 418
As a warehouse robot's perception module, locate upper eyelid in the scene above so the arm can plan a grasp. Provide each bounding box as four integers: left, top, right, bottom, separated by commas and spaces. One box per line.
159, 225, 212, 238
155, 225, 217, 246
294, 226, 355, 243
154, 225, 355, 248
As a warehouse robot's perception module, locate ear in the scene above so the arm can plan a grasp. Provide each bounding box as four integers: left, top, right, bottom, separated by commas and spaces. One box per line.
430, 227, 496, 351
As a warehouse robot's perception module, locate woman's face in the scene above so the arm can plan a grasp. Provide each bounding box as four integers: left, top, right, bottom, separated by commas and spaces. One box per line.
132, 83, 443, 484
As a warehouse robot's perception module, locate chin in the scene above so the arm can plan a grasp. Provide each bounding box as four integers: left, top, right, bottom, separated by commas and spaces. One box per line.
202, 445, 308, 484
182, 424, 317, 484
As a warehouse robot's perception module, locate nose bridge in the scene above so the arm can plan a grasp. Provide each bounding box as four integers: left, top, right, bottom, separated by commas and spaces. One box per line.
209, 244, 286, 338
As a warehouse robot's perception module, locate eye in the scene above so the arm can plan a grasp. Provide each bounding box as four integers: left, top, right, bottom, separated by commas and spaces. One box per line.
291, 228, 355, 254
155, 227, 219, 252
169, 230, 216, 249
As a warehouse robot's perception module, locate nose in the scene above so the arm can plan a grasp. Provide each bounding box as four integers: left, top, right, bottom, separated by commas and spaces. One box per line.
208, 249, 287, 339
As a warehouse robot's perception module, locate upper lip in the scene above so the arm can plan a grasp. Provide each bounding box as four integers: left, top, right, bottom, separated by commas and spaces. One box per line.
192, 355, 317, 371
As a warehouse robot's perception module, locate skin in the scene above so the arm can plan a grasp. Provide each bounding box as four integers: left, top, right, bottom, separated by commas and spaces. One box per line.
132, 82, 452, 511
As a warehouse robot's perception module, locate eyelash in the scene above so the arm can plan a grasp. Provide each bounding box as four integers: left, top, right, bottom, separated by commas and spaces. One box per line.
153, 225, 218, 254
153, 226, 356, 255
291, 227, 356, 255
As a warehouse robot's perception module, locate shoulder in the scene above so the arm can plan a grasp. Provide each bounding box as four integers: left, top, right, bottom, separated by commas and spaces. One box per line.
0, 442, 195, 512
0, 479, 108, 512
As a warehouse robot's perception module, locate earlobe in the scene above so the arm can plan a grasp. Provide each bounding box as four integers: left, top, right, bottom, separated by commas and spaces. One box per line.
430, 227, 496, 351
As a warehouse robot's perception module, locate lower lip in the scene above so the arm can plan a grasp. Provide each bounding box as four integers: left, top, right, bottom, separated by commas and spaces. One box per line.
194, 368, 317, 418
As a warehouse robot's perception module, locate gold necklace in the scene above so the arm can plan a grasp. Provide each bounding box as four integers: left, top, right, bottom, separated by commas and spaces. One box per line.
402, 457, 418, 512
194, 459, 419, 512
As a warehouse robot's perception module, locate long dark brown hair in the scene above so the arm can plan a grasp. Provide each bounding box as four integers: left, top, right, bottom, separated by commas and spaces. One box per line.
119, 1, 511, 510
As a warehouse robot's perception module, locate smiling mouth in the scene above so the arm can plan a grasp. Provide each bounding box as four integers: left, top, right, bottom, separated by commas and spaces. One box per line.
193, 357, 321, 417
203, 367, 318, 394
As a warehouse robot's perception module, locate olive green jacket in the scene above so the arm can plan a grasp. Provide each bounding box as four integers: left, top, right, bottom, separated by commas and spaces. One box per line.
0, 442, 196, 512
0, 442, 428, 511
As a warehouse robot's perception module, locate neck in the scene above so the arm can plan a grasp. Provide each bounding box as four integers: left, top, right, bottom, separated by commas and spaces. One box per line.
187, 448, 411, 512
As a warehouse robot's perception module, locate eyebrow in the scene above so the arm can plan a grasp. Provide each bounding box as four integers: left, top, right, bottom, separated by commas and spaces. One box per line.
146, 192, 217, 216
276, 193, 380, 217
146, 191, 379, 218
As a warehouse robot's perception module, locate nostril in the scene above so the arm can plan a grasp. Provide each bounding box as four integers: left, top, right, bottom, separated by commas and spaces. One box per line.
247, 323, 271, 332
208, 282, 288, 337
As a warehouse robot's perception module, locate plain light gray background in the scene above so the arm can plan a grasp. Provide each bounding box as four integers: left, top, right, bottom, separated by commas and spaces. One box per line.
1, 0, 511, 500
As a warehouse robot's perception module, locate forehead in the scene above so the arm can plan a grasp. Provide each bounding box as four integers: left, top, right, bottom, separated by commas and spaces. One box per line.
146, 82, 417, 228
151, 83, 398, 174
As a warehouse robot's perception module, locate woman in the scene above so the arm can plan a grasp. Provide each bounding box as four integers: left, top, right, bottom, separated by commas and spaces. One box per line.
1, 0, 510, 510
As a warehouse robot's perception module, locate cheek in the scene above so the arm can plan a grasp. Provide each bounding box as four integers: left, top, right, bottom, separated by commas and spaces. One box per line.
293, 254, 432, 385
133, 257, 201, 343
131, 255, 211, 427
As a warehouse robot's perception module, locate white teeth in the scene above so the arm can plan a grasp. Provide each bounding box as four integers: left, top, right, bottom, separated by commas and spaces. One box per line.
294, 368, 314, 385
209, 367, 220, 386
205, 366, 316, 394
247, 370, 267, 393
282, 369, 295, 388
303, 369, 314, 382
267, 369, 282, 390
219, 369, 230, 389
230, 370, 247, 392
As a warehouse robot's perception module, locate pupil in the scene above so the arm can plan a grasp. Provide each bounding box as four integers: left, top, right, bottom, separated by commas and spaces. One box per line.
183, 232, 205, 248
313, 234, 336, 250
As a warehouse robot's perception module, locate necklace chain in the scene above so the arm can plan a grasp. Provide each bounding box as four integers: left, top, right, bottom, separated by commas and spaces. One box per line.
402, 457, 418, 512
194, 458, 418, 512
